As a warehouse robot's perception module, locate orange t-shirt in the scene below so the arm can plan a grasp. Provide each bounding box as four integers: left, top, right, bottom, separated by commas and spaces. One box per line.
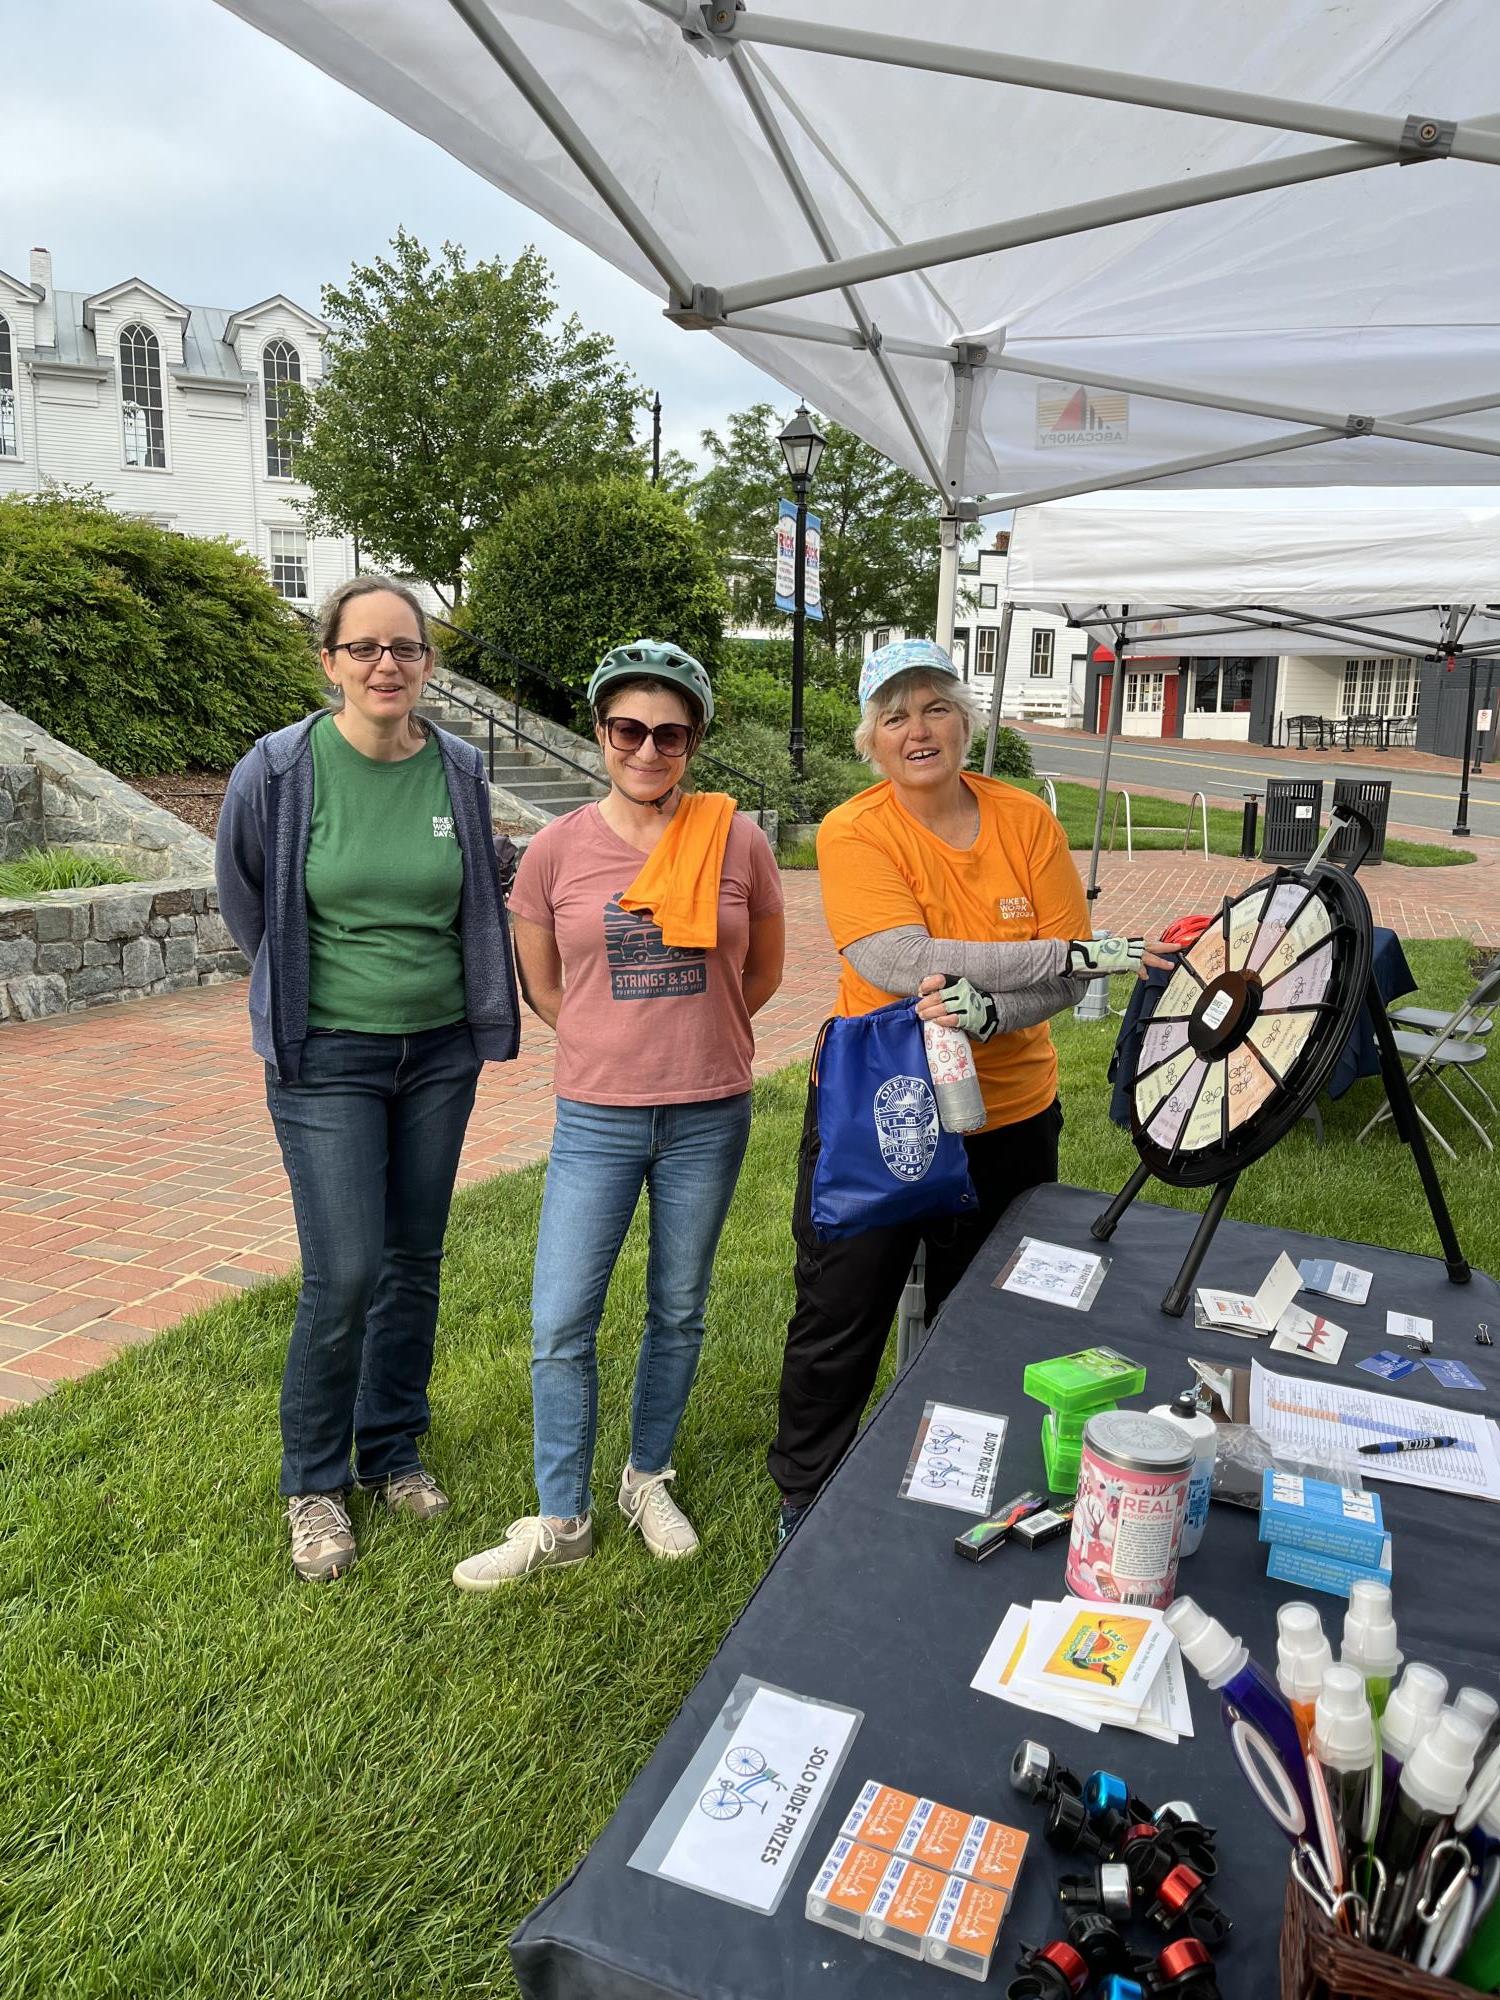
816, 774, 1089, 1132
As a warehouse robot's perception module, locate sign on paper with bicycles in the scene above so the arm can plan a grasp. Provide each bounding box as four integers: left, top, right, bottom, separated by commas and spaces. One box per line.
631, 1677, 862, 1914
897, 1399, 1008, 1515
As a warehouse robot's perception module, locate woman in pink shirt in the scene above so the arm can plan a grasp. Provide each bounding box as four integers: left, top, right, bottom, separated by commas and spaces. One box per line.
454, 642, 785, 1589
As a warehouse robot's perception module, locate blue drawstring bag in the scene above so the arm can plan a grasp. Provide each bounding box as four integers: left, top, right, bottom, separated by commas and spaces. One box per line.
810, 1001, 979, 1241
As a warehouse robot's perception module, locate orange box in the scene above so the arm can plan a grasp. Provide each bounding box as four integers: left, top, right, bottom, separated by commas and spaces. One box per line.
805, 1837, 889, 1939
954, 1816, 1029, 1895
866, 1857, 945, 1958
926, 1875, 1008, 1981
899, 1800, 974, 1874
839, 1780, 920, 1853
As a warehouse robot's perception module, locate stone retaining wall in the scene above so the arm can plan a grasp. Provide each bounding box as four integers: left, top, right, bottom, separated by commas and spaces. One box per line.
0, 766, 45, 862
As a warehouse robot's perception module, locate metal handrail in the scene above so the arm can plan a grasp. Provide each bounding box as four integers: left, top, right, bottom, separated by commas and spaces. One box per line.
425, 675, 605, 792
431, 617, 769, 822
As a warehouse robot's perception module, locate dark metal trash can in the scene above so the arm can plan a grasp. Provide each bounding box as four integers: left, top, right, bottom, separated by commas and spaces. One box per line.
1262, 778, 1324, 864
1330, 777, 1392, 864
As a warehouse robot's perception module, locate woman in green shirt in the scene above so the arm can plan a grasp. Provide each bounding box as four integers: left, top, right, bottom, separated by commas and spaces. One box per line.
216, 577, 520, 1583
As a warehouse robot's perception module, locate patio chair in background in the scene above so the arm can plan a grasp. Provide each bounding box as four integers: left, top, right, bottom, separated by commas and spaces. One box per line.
1357, 963, 1500, 1157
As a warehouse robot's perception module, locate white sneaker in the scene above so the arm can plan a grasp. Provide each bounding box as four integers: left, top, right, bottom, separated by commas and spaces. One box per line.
451, 1515, 592, 1591
618, 1465, 699, 1560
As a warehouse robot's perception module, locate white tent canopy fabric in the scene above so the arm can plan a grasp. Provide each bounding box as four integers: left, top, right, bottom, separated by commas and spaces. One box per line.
1004, 490, 1500, 658
216, 0, 1500, 523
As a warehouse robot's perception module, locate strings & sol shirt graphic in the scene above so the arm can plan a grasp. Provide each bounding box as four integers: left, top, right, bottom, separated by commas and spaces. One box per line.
507, 803, 784, 1106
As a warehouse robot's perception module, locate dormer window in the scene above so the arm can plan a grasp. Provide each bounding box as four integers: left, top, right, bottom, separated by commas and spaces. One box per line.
263, 339, 302, 478
120, 324, 166, 467
0, 314, 16, 457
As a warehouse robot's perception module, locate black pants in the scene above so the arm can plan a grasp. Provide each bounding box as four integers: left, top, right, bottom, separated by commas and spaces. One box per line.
767, 1082, 1063, 1507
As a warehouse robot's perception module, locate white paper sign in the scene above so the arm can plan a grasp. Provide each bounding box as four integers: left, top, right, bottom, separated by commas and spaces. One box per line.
1387, 1310, 1434, 1350
1271, 1307, 1349, 1365
899, 1400, 1007, 1514
1298, 1258, 1373, 1306
652, 1686, 859, 1912
996, 1237, 1110, 1311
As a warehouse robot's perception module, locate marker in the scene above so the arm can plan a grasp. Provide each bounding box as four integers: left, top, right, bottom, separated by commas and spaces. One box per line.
1358, 1435, 1460, 1455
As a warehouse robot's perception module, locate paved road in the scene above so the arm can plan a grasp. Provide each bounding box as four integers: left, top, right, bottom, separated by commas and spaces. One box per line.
1011, 733, 1500, 837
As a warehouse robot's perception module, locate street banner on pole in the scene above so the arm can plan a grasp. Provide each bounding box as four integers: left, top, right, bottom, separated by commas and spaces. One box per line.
774, 500, 823, 620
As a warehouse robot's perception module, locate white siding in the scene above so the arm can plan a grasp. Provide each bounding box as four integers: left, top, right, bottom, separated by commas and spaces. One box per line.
1276, 655, 1344, 722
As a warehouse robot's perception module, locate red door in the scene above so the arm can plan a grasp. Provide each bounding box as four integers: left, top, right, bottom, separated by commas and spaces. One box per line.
1096, 672, 1113, 733
1161, 671, 1181, 739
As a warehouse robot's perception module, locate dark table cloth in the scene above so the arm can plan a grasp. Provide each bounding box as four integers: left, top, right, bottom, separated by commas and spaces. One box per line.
512, 1182, 1498, 2000
1109, 926, 1417, 1128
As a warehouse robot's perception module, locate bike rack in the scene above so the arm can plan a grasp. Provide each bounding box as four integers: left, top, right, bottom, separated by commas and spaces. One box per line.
1105, 787, 1209, 860
1036, 771, 1059, 815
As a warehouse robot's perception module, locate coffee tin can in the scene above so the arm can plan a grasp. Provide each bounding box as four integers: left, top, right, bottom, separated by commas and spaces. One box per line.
1064, 1411, 1193, 1609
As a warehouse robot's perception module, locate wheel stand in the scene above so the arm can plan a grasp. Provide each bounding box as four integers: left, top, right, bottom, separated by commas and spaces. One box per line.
1091, 978, 1471, 1317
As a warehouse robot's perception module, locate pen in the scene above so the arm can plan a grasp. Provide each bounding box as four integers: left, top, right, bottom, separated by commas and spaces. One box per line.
1358, 1435, 1459, 1456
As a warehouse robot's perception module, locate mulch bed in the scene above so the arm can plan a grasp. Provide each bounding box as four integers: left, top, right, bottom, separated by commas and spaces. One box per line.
126, 771, 534, 843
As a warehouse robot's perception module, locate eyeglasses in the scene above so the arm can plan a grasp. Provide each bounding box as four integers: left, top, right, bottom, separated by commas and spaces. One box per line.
605, 716, 695, 757
330, 639, 429, 666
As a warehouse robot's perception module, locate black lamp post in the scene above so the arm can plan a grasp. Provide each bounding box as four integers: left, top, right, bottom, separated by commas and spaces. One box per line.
778, 403, 826, 779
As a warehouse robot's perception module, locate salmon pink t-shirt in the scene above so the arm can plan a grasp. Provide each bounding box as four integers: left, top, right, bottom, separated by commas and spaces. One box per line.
509, 804, 784, 1105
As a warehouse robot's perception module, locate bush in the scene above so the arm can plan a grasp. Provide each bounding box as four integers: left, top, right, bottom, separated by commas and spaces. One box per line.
0, 848, 137, 897
705, 716, 869, 823
968, 722, 1034, 779
715, 665, 861, 762
466, 478, 727, 717
715, 634, 856, 695
0, 493, 325, 775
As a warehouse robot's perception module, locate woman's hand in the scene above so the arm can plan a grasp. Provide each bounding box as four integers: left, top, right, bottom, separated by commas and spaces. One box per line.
1139, 935, 1178, 980
914, 971, 954, 1024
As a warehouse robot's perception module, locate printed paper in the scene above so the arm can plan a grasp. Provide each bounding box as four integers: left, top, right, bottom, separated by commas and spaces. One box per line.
898, 1400, 1007, 1516
1387, 1311, 1434, 1350
1250, 1360, 1500, 1501
1298, 1258, 1373, 1307
1195, 1253, 1302, 1334
1423, 1357, 1484, 1391
996, 1237, 1110, 1312
1357, 1350, 1420, 1381
1271, 1307, 1348, 1366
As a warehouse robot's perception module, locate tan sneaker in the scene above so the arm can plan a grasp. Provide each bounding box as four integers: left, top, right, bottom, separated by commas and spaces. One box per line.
288, 1493, 356, 1582
451, 1515, 593, 1592
370, 1469, 450, 1520
619, 1465, 699, 1560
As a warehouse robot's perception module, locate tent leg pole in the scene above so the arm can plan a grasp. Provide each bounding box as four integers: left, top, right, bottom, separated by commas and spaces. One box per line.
936, 514, 960, 653
1087, 612, 1130, 904
983, 601, 1014, 777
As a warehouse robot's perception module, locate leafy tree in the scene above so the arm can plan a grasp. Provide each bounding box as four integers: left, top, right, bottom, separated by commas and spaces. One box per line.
464, 476, 727, 712
290, 231, 642, 605
0, 493, 323, 773
690, 403, 940, 655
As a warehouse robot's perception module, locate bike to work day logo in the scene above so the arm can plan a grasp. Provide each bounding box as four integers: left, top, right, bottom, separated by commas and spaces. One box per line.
873, 1075, 939, 1183
1036, 383, 1129, 449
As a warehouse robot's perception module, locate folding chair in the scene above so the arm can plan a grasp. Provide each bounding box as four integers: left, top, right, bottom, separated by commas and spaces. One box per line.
1357, 964, 1500, 1158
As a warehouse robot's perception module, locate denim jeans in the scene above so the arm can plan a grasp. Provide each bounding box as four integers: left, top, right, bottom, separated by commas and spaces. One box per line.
265, 1023, 481, 1496
531, 1093, 753, 1519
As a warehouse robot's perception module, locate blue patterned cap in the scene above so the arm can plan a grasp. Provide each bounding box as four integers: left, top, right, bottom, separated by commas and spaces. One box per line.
859, 638, 960, 709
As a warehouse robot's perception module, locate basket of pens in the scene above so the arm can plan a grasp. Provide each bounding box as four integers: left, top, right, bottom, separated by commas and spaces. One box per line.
1281, 1869, 1490, 2000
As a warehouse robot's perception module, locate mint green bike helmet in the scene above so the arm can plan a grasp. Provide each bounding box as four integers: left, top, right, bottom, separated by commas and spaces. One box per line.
587, 639, 715, 728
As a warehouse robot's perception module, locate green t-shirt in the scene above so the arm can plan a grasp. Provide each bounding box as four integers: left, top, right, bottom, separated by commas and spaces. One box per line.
304, 717, 466, 1034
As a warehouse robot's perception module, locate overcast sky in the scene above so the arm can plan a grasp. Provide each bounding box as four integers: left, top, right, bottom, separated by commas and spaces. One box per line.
6, 0, 785, 468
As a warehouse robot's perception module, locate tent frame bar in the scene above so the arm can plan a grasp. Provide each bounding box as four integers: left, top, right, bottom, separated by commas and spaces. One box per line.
682, 9, 1500, 171
1054, 602, 1470, 663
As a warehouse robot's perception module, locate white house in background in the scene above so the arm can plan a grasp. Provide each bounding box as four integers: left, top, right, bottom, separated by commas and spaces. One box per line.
0, 247, 354, 609
862, 539, 1090, 726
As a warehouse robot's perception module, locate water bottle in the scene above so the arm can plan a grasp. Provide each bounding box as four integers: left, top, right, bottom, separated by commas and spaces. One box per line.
923, 1017, 986, 1133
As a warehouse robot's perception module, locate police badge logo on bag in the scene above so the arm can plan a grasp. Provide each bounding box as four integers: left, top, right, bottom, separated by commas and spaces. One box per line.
872, 1075, 939, 1182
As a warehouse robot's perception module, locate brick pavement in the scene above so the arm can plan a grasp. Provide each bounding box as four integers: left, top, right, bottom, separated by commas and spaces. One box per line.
1, 850, 1495, 1412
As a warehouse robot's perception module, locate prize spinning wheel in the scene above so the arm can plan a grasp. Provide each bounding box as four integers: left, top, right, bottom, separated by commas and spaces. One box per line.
1093, 817, 1469, 1316
1129, 865, 1371, 1189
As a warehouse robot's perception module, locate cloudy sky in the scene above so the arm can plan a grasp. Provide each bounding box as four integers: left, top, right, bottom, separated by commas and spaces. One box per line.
7, 0, 785, 468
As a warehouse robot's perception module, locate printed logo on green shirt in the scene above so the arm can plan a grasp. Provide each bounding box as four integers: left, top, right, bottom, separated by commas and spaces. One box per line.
432, 815, 455, 839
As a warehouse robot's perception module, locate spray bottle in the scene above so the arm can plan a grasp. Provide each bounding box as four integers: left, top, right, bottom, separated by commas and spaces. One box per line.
1376, 1708, 1482, 1953
1275, 1602, 1332, 1751
922, 1012, 986, 1134
1380, 1663, 1448, 1798
1164, 1597, 1312, 1838
1453, 1685, 1500, 1765
1312, 1664, 1378, 1864
1340, 1579, 1402, 1717
1149, 1389, 1218, 1557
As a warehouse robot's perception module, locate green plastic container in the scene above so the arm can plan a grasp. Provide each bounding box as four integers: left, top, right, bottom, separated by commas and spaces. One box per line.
1025, 1346, 1147, 1494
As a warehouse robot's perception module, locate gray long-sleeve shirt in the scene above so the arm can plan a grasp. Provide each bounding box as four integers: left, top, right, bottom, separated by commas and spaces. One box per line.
843, 926, 1087, 1033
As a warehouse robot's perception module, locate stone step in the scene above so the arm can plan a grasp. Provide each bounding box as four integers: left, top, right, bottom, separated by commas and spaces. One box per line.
502, 772, 604, 803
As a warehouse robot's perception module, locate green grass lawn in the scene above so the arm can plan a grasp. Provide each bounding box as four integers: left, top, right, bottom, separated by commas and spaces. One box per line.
2, 943, 1495, 1997
0, 848, 138, 898
1012, 778, 1472, 868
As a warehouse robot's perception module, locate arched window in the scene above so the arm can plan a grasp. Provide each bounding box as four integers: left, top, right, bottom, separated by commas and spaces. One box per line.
0, 314, 17, 458
263, 339, 301, 477
120, 324, 166, 467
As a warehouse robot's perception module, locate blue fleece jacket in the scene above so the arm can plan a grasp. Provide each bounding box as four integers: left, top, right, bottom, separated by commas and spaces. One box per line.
214, 712, 521, 1081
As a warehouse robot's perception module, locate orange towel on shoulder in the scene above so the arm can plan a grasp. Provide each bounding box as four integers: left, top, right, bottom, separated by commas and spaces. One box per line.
618, 792, 736, 950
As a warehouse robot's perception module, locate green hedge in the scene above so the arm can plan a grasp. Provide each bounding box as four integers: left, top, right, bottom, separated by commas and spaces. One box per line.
0, 494, 324, 774
706, 716, 870, 822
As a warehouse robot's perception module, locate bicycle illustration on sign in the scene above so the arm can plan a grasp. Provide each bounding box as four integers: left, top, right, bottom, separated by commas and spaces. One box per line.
698, 1745, 788, 1821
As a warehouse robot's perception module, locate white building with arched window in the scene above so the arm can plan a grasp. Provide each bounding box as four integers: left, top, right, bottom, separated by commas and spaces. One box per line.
0, 248, 353, 609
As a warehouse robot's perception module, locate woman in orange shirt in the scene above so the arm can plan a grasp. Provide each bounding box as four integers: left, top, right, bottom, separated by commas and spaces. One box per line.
768, 640, 1139, 1540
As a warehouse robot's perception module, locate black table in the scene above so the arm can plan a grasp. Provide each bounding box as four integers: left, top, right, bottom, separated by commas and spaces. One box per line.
512, 1184, 1500, 2000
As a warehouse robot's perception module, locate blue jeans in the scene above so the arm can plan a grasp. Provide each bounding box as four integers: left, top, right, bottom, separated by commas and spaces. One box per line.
265, 1023, 481, 1496
531, 1094, 753, 1519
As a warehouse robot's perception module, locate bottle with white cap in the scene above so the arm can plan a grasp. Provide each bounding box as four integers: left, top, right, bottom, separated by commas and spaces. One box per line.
1275, 1601, 1332, 1749
1340, 1578, 1402, 1716
1312, 1663, 1378, 1859
1380, 1663, 1448, 1794
1148, 1387, 1218, 1556
1453, 1685, 1500, 1765
1164, 1596, 1312, 1837
1377, 1707, 1483, 1952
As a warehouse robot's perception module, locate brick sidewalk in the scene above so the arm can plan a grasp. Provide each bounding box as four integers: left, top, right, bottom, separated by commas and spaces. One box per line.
1, 855, 1495, 1412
